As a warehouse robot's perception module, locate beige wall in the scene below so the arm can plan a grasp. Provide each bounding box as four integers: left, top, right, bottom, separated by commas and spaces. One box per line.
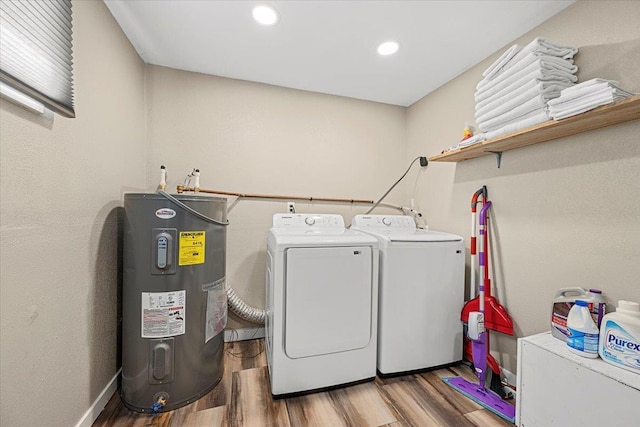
406, 0, 640, 371
0, 1, 146, 426
3, 1, 640, 425
145, 65, 407, 329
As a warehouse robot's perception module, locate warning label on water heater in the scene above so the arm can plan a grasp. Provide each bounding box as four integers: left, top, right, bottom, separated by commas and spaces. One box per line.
141, 290, 186, 338
179, 231, 206, 266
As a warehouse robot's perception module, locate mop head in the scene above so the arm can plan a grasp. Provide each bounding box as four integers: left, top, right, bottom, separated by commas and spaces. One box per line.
443, 376, 515, 423
468, 362, 507, 398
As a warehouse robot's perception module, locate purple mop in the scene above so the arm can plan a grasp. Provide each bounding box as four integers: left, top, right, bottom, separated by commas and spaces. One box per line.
443, 201, 516, 423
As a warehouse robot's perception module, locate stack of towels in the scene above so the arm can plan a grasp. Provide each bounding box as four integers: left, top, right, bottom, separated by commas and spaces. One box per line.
474, 37, 578, 139
548, 79, 635, 119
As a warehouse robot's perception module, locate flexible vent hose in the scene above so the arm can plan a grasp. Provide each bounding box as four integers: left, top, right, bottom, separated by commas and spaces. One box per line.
227, 286, 266, 324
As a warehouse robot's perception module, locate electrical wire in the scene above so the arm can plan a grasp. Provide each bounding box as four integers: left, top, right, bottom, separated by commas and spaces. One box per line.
365, 156, 424, 215
411, 163, 425, 203
224, 328, 265, 359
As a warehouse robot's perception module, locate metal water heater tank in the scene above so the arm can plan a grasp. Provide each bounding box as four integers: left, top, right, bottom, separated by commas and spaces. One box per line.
122, 193, 227, 412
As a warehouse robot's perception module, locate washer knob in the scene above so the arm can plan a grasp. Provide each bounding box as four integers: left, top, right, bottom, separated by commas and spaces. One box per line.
305, 216, 316, 225
382, 217, 391, 226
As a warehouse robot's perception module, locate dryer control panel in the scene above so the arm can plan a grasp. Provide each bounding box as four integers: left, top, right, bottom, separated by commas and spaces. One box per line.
352, 214, 415, 229
272, 214, 344, 229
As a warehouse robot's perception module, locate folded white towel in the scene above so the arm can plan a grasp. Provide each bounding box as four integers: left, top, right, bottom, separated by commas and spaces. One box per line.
475, 68, 575, 107
548, 86, 620, 108
560, 78, 619, 95
476, 79, 539, 112
477, 53, 577, 92
481, 52, 576, 88
484, 109, 550, 140
550, 96, 617, 120
548, 84, 610, 106
548, 80, 634, 106
476, 73, 576, 111
483, 44, 522, 80
549, 90, 631, 120
478, 102, 549, 132
478, 88, 560, 130
476, 81, 570, 120
475, 59, 577, 102
477, 91, 559, 126
506, 37, 578, 66
479, 38, 577, 86
547, 78, 636, 119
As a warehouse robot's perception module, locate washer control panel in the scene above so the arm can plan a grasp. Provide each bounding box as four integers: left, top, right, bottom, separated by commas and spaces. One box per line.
273, 214, 344, 229
352, 214, 415, 229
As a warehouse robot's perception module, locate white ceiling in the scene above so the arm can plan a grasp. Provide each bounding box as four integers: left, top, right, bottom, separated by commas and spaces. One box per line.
104, 0, 574, 107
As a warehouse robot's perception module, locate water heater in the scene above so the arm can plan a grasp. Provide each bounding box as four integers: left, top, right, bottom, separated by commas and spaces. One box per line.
122, 193, 227, 412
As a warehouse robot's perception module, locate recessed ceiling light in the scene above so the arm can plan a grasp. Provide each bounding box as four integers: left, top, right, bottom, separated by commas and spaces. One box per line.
377, 41, 399, 56
252, 5, 279, 26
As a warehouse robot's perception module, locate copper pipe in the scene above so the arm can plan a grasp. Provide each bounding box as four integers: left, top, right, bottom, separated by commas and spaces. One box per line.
176, 185, 375, 205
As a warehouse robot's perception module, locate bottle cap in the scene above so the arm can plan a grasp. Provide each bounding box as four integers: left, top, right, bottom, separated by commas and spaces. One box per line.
617, 300, 640, 314
575, 300, 588, 307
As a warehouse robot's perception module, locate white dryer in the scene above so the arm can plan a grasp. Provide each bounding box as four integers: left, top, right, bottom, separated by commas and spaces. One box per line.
351, 214, 464, 375
265, 214, 379, 396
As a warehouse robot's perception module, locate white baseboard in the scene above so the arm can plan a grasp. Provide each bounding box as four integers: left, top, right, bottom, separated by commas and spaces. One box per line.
75, 368, 120, 427
224, 327, 265, 342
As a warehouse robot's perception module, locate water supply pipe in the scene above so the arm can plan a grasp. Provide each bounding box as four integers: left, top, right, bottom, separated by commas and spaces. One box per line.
175, 185, 424, 220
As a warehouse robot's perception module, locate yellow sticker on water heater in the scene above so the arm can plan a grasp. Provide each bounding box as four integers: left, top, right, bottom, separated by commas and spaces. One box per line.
179, 231, 206, 266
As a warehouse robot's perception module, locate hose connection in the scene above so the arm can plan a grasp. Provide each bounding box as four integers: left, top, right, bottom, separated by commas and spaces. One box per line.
193, 169, 200, 192
150, 395, 167, 414
158, 165, 167, 191
183, 168, 200, 191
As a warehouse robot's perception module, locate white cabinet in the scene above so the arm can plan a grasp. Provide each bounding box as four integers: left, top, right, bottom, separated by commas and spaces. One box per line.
516, 332, 640, 427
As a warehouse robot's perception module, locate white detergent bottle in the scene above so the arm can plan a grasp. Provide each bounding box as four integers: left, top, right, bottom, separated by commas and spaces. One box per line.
599, 300, 640, 373
566, 300, 599, 358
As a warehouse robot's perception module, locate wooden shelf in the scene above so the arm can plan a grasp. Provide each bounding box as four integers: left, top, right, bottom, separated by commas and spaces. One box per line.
429, 94, 640, 163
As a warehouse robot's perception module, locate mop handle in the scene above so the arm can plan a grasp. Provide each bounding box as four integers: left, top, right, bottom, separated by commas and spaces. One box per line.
470, 188, 484, 300
470, 188, 484, 256
479, 201, 492, 313
481, 186, 489, 298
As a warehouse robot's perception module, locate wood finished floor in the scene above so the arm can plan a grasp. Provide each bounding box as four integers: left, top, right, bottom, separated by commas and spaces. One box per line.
93, 339, 514, 427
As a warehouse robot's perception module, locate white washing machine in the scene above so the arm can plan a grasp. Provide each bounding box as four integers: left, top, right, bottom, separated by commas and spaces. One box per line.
351, 214, 464, 375
265, 213, 379, 396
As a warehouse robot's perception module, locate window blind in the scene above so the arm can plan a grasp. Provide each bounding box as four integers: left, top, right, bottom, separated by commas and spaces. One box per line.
0, 0, 75, 118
